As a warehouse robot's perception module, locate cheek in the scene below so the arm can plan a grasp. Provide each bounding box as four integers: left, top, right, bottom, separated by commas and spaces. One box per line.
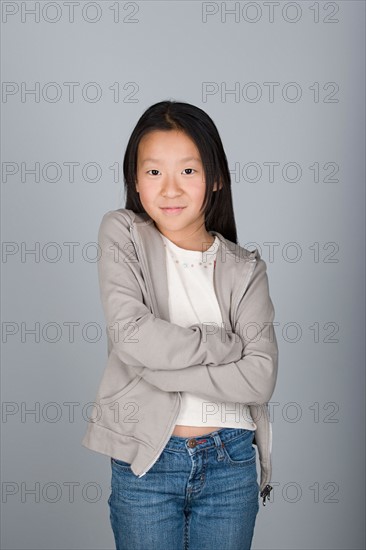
191, 183, 207, 203
136, 180, 154, 199
138, 191, 154, 208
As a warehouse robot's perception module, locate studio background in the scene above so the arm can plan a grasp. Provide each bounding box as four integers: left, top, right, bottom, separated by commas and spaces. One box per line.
1, 1, 365, 549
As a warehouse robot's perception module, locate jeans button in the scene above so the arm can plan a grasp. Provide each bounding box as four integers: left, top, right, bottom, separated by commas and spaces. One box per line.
188, 438, 197, 448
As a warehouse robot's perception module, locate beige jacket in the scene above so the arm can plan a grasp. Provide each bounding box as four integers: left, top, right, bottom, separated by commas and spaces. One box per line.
82, 208, 279, 505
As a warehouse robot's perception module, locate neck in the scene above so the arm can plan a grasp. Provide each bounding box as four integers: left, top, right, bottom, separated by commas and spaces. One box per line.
159, 229, 215, 252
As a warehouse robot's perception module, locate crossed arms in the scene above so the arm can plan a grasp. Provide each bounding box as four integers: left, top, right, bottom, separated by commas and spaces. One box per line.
98, 210, 278, 406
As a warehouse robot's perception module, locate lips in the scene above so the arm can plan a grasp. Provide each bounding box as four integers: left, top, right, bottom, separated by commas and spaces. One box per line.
160, 206, 186, 215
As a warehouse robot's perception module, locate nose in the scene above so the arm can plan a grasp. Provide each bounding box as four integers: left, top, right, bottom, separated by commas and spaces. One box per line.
161, 174, 182, 197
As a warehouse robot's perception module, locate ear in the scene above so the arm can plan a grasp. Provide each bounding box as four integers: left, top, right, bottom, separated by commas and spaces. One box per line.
213, 179, 223, 192
135, 182, 139, 193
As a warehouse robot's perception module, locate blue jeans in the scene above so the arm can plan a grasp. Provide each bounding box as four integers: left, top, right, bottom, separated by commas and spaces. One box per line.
108, 427, 260, 550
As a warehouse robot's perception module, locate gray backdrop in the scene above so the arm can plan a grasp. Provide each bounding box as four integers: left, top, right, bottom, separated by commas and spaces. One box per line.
1, 1, 365, 549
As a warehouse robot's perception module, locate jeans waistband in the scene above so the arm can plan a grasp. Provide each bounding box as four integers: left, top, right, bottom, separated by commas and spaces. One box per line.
164, 427, 254, 454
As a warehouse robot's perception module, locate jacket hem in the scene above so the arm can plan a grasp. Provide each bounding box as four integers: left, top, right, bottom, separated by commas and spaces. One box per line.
81, 422, 156, 477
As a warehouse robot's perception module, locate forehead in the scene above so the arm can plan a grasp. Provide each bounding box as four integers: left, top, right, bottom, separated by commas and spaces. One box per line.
138, 130, 201, 162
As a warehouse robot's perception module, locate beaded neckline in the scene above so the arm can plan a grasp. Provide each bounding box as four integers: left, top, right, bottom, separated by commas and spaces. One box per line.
160, 233, 218, 270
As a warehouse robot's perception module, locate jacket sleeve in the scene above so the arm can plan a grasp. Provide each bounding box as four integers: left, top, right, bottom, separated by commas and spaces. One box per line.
98, 210, 244, 371
136, 257, 279, 405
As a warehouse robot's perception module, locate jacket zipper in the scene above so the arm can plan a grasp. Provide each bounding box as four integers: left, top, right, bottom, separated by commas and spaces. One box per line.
128, 223, 183, 477
138, 392, 182, 477
260, 484, 273, 506
129, 224, 162, 320
230, 254, 274, 505
230, 255, 257, 326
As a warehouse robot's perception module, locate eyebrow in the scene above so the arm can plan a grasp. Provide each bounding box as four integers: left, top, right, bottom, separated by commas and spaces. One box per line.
140, 156, 201, 165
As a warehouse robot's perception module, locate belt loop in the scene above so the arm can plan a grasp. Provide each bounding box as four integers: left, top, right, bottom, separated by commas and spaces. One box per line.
212, 431, 225, 460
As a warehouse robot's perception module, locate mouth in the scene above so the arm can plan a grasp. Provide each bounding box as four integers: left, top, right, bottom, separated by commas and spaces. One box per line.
160, 206, 186, 215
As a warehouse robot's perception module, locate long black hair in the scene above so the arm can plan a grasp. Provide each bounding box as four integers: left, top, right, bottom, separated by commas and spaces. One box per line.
123, 100, 238, 244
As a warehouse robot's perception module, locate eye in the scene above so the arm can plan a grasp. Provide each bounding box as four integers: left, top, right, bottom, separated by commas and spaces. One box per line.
147, 170, 160, 176
183, 168, 196, 175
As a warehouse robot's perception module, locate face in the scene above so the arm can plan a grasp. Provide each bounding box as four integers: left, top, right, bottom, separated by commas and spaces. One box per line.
135, 129, 221, 250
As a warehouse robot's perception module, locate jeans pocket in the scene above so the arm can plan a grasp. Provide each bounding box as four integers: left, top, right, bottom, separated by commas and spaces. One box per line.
222, 431, 256, 466
111, 457, 132, 470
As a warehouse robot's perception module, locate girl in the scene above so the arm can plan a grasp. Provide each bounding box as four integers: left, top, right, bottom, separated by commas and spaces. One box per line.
82, 100, 278, 550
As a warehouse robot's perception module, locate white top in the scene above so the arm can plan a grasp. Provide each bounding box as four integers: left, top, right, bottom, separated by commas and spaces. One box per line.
159, 231, 256, 431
